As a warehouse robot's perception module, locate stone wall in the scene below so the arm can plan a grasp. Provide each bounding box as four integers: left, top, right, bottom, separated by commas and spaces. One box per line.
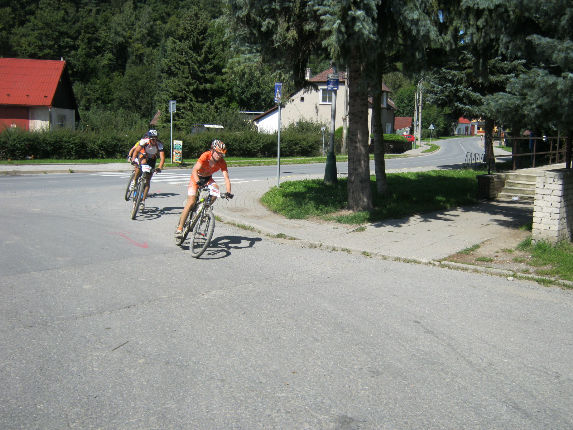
477, 174, 505, 200
532, 169, 573, 243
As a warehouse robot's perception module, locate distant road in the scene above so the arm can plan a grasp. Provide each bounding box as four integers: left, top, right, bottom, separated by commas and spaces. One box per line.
224, 136, 484, 180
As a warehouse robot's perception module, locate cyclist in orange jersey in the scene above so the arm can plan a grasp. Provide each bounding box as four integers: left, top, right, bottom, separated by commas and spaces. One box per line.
175, 139, 232, 238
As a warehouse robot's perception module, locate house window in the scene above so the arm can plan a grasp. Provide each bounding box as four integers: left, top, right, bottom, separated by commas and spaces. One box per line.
56, 115, 66, 128
321, 89, 333, 104
300, 96, 304, 102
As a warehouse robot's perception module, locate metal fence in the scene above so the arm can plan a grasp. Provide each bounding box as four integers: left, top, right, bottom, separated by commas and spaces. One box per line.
465, 135, 567, 172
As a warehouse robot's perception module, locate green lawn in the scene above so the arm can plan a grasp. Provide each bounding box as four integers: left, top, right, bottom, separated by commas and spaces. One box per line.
261, 169, 486, 224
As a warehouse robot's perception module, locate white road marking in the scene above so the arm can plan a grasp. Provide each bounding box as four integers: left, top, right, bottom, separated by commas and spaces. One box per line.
92, 172, 264, 185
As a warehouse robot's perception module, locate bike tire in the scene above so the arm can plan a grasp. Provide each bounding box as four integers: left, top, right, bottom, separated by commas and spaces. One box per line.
124, 171, 135, 201
190, 209, 215, 258
130, 178, 144, 220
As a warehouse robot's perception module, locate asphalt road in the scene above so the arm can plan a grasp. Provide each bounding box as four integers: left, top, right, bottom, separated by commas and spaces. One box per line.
2, 139, 573, 429
238, 135, 485, 179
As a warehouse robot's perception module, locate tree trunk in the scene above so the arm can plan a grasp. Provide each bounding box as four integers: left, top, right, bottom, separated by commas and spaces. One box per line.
371, 78, 387, 195
347, 51, 373, 211
484, 117, 495, 173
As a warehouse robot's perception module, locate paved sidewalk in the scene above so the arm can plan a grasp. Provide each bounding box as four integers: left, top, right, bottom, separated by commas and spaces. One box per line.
215, 176, 533, 263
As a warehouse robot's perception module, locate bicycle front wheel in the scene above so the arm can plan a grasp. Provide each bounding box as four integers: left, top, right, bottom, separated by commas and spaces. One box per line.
190, 209, 215, 258
124, 171, 135, 201
130, 179, 144, 220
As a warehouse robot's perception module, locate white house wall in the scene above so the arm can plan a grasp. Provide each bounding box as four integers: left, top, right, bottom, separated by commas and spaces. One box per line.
29, 107, 75, 131
281, 85, 348, 130
256, 110, 279, 133
29, 108, 50, 131
255, 82, 393, 136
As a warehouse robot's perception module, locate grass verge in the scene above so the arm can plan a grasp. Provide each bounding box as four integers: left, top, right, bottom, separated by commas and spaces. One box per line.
0, 153, 410, 168
517, 238, 573, 282
261, 169, 486, 224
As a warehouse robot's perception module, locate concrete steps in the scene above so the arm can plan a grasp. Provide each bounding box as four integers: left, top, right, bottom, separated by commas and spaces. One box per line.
497, 172, 539, 202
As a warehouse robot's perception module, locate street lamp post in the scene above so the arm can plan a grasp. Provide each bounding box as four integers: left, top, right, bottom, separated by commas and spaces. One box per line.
324, 67, 339, 185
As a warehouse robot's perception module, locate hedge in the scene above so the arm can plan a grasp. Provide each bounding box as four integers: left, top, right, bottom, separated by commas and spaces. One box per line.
0, 128, 323, 160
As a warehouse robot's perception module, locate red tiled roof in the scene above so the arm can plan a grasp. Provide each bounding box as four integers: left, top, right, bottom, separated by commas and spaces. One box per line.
308, 68, 393, 92
0, 58, 66, 106
394, 116, 412, 130
308, 68, 347, 83
458, 117, 471, 124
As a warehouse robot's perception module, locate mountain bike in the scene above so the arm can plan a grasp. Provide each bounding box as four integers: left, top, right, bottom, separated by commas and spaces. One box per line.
175, 184, 233, 258
124, 164, 137, 201
130, 164, 157, 220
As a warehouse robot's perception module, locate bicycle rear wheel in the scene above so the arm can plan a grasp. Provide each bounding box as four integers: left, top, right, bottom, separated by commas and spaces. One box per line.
124, 171, 135, 201
190, 209, 215, 258
130, 178, 144, 219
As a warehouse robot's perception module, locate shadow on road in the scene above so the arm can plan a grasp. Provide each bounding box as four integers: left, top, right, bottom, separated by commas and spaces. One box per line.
132, 205, 183, 221
179, 235, 263, 259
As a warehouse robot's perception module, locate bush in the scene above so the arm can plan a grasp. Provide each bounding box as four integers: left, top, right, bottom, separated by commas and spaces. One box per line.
383, 133, 412, 153
0, 128, 321, 160
367, 133, 412, 154
0, 128, 142, 160
175, 130, 321, 159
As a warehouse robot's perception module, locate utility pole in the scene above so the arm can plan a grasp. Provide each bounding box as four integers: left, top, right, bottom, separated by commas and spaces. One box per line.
413, 80, 423, 149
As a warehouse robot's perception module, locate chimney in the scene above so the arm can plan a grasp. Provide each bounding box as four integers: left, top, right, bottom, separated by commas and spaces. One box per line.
305, 68, 311, 80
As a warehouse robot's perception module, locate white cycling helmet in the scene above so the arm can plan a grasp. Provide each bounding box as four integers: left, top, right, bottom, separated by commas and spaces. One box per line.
148, 129, 158, 138
211, 139, 227, 154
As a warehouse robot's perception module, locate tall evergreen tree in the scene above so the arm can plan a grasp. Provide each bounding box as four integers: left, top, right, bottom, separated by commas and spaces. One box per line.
486, 0, 573, 166
426, 0, 522, 171
158, 7, 228, 128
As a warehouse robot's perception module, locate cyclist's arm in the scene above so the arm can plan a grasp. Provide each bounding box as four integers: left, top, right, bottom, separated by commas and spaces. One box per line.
158, 150, 165, 170
189, 161, 202, 186
222, 170, 231, 194
132, 144, 143, 160
128, 143, 139, 159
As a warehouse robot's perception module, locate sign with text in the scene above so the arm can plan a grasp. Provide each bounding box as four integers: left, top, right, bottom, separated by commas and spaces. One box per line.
173, 140, 183, 164
327, 73, 339, 91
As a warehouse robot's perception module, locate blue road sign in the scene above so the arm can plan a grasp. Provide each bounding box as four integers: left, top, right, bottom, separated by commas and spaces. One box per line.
327, 74, 339, 91
274, 82, 282, 103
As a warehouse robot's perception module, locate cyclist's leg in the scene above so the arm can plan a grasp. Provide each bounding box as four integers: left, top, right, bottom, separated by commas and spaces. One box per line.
142, 158, 156, 202
207, 178, 220, 204
176, 183, 199, 232
133, 155, 142, 183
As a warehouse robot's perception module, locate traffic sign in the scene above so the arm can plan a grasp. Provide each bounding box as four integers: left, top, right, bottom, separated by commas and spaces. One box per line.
429, 124, 435, 130
169, 100, 176, 113
327, 74, 339, 91
274, 83, 282, 103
